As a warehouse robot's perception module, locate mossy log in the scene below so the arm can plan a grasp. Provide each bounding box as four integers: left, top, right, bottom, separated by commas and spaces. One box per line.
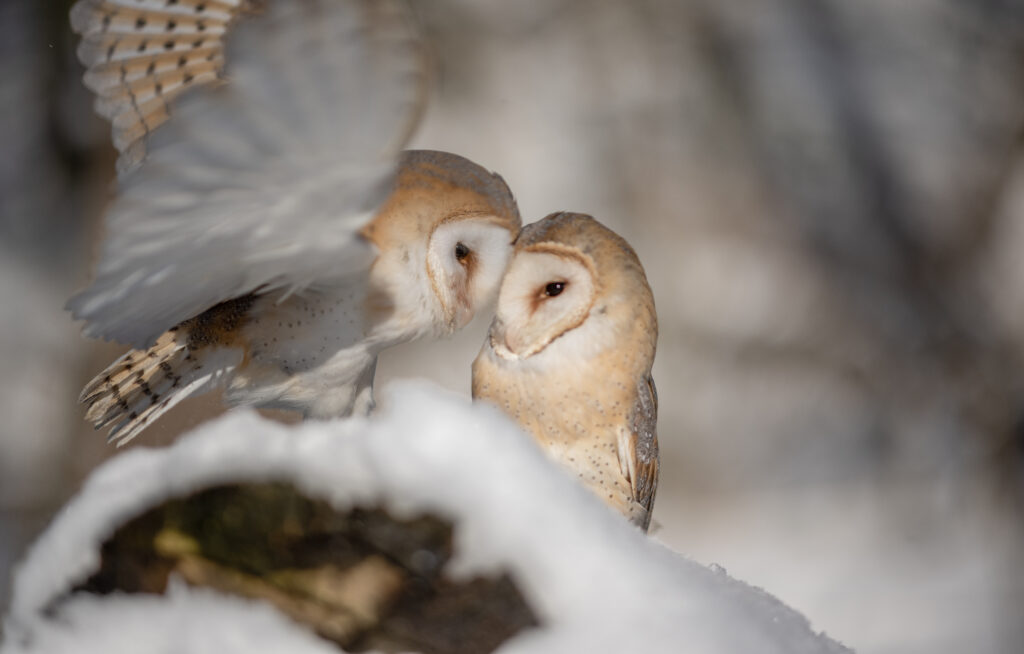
72, 482, 538, 654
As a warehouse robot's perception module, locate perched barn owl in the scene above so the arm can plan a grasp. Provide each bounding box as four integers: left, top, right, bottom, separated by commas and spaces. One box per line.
69, 0, 521, 444
472, 213, 659, 531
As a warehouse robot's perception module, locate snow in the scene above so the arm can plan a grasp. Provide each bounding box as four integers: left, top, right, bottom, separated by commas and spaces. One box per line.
3, 382, 850, 654
2, 582, 341, 654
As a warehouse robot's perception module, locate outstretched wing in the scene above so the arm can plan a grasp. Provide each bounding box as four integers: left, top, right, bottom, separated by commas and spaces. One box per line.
67, 0, 427, 348
70, 0, 248, 174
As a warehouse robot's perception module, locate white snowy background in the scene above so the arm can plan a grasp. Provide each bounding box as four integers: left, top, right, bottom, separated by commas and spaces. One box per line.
2, 1, 1024, 652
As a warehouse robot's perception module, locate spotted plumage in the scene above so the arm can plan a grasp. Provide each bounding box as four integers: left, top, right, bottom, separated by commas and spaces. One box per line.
472, 213, 659, 530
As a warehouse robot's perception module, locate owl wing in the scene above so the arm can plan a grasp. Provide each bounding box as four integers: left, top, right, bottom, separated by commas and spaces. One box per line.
70, 0, 244, 173
624, 375, 660, 529
67, 0, 426, 348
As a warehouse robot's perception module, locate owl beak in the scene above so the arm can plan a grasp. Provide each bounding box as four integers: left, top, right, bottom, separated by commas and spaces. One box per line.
488, 318, 520, 360
441, 280, 474, 333
454, 295, 474, 330
455, 308, 472, 331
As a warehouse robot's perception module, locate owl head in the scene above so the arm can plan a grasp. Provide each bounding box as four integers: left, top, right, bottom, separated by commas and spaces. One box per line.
484, 212, 656, 367
362, 150, 522, 334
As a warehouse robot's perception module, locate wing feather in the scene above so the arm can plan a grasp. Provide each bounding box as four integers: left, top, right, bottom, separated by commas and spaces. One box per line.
68, 0, 427, 348
70, 0, 243, 167
627, 375, 660, 530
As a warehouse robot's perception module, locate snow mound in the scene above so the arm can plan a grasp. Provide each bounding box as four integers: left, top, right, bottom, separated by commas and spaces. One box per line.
2, 581, 340, 654
2, 382, 850, 654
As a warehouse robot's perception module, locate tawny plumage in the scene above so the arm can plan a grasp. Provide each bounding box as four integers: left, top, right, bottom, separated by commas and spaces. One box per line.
70, 0, 250, 173
472, 213, 659, 530
70, 1, 521, 444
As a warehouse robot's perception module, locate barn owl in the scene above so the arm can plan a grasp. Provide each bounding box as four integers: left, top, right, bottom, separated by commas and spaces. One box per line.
69, 0, 521, 444
472, 213, 659, 530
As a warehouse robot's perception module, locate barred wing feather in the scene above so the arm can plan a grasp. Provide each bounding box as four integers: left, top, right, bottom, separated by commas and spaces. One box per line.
67, 0, 426, 348
70, 0, 244, 171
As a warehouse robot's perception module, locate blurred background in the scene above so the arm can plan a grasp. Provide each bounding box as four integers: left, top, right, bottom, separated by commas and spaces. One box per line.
2, 0, 1023, 652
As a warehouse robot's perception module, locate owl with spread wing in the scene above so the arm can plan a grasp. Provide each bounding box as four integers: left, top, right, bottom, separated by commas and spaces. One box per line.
68, 0, 521, 445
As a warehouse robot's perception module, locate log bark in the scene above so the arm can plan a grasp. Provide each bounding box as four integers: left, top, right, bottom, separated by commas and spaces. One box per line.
74, 482, 538, 654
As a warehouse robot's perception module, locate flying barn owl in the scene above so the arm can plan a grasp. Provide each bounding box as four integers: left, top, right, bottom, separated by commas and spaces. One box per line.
472, 213, 659, 531
69, 0, 521, 444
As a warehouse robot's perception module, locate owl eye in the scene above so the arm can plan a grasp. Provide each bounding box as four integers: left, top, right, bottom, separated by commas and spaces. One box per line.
544, 281, 566, 297
454, 242, 470, 262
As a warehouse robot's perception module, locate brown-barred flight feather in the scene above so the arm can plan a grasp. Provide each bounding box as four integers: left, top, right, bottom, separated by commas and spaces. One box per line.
70, 0, 249, 171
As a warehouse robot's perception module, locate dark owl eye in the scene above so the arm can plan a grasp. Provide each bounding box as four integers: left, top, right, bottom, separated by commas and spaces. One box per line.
544, 281, 566, 297
454, 242, 470, 261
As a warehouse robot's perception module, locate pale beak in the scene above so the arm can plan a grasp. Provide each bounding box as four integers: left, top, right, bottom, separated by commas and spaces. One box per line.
455, 295, 474, 329
488, 318, 519, 360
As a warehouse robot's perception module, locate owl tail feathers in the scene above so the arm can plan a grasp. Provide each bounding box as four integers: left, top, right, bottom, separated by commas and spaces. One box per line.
80, 330, 235, 446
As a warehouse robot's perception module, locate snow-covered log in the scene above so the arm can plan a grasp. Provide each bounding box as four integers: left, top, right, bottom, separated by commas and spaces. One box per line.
2, 383, 850, 654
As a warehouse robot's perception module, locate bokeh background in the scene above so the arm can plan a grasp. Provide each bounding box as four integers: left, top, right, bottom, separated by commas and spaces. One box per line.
2, 1, 1023, 652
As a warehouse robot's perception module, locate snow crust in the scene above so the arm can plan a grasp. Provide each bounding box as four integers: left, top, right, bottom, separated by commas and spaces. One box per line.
2, 382, 850, 654
2, 581, 340, 654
